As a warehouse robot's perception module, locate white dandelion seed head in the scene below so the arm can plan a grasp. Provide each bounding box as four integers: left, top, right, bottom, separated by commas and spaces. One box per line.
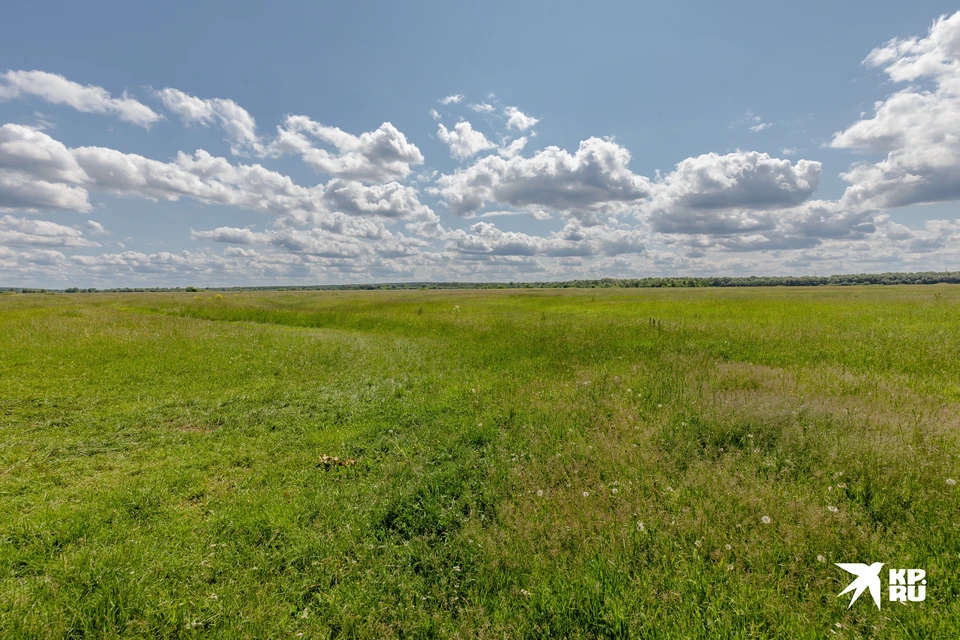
637, 521, 645, 532
817, 555, 826, 563
583, 491, 589, 497
537, 489, 543, 497
725, 544, 732, 551
761, 516, 772, 524
611, 487, 619, 495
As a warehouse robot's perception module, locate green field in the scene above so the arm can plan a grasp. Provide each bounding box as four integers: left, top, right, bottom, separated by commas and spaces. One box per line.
2, 287, 958, 638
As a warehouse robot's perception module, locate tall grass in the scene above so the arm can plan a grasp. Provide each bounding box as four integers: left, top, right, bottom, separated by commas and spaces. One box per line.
1, 286, 957, 637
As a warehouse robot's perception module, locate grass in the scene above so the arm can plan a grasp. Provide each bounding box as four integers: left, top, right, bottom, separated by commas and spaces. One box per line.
1, 285, 958, 638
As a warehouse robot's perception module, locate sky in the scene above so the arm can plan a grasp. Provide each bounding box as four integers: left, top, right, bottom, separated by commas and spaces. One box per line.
3, 1, 960, 287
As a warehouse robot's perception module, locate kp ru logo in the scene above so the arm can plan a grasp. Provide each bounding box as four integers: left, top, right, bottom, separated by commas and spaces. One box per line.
835, 563, 926, 608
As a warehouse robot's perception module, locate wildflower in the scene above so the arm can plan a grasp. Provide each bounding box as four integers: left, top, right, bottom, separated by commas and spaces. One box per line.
666, 486, 674, 492
611, 487, 619, 495
827, 505, 839, 513
948, 478, 957, 486
761, 516, 772, 524
583, 491, 589, 497
637, 521, 645, 532
694, 540, 702, 548
657, 404, 662, 408
725, 544, 732, 551
817, 555, 826, 563
537, 489, 543, 497
519, 589, 531, 597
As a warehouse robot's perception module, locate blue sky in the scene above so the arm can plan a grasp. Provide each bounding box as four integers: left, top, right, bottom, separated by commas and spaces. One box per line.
3, 1, 960, 286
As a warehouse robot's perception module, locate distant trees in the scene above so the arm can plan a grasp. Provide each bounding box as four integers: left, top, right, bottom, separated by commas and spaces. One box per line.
8, 271, 960, 294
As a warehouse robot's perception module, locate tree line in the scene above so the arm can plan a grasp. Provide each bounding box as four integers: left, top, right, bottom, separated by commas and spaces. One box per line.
4, 271, 960, 293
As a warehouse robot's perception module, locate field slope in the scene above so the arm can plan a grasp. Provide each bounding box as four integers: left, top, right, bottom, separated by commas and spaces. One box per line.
1, 286, 958, 638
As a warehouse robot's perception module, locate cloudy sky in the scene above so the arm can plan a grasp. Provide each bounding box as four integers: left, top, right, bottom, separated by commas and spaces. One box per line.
3, 1, 960, 287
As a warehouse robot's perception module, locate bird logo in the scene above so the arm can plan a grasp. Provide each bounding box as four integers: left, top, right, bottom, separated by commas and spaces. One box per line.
835, 563, 885, 609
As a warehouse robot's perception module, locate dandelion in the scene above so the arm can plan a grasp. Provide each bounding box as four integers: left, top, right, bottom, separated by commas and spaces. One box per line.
948, 478, 957, 486
827, 505, 839, 513
583, 491, 589, 497
611, 487, 618, 495
537, 489, 543, 497
519, 589, 531, 597
817, 555, 826, 563
761, 516, 772, 524
637, 521, 645, 532
657, 404, 663, 408
725, 544, 732, 551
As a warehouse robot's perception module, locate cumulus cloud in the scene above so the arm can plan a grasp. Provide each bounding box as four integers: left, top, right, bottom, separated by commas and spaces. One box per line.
432, 137, 650, 219
437, 121, 497, 159
0, 124, 91, 212
832, 12, 960, 210
269, 116, 424, 182
0, 214, 99, 248
647, 151, 822, 234
504, 106, 539, 131
443, 220, 645, 258
84, 220, 107, 234
158, 88, 264, 155
498, 137, 527, 158
440, 94, 464, 105
0, 70, 161, 128
468, 102, 495, 113
0, 123, 436, 229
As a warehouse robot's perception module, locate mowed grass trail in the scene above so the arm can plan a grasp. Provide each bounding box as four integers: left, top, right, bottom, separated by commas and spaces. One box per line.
1, 286, 958, 638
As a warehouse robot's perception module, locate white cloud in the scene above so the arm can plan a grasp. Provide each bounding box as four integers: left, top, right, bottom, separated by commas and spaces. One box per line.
832, 12, 960, 210
0, 214, 99, 248
498, 137, 527, 158
269, 116, 424, 183
440, 94, 464, 105
429, 108, 440, 120
443, 220, 645, 258
158, 88, 264, 155
0, 70, 161, 128
431, 137, 650, 219
0, 124, 91, 212
504, 106, 539, 131
748, 122, 772, 133
781, 147, 798, 156
84, 220, 108, 234
437, 121, 497, 159
468, 103, 495, 113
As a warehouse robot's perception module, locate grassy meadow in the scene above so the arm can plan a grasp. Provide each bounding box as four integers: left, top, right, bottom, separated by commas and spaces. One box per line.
1, 286, 959, 638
